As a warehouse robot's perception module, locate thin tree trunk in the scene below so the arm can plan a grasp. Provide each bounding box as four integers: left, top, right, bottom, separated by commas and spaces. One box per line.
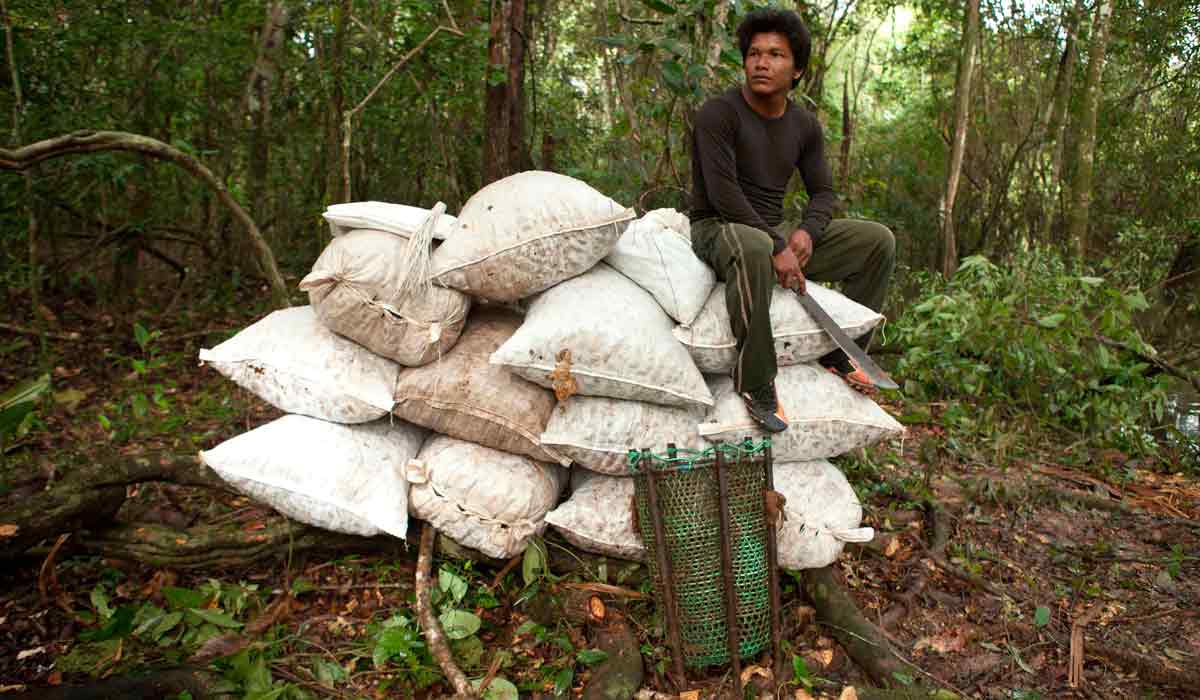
327, 0, 350, 203
1064, 0, 1115, 259
506, 0, 527, 172
938, 0, 980, 278
1041, 0, 1083, 245
1, 0, 39, 318
839, 67, 852, 194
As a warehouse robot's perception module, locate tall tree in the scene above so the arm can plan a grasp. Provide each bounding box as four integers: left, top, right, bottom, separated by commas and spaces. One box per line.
938, 0, 980, 278
1040, 0, 1083, 245
483, 0, 511, 184
1064, 0, 1114, 258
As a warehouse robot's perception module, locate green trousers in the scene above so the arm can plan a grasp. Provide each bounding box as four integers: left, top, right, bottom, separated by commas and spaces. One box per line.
690, 217, 895, 392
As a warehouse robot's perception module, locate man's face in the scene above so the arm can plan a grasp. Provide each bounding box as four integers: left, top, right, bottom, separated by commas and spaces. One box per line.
743, 31, 800, 98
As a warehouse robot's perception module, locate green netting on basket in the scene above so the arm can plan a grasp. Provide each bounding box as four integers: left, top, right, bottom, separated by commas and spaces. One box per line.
630, 439, 773, 668
626, 438, 770, 473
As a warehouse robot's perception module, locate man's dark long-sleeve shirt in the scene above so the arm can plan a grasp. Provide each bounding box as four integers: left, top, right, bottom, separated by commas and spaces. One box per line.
690, 87, 837, 254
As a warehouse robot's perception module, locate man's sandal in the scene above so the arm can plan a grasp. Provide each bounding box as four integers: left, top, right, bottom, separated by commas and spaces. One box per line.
825, 364, 879, 396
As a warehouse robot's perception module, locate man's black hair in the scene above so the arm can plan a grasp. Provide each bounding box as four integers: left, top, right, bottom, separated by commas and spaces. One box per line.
736, 8, 811, 89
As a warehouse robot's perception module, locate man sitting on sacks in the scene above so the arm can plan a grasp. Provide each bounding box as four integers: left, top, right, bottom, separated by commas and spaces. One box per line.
689, 8, 896, 433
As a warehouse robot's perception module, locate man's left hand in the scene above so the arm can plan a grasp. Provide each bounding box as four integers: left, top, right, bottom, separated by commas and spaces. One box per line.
789, 229, 813, 268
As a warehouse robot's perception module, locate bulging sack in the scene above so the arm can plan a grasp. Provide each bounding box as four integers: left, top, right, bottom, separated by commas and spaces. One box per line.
406, 435, 566, 559
544, 470, 643, 561
491, 264, 713, 408
393, 309, 569, 465
199, 306, 399, 423
699, 364, 904, 461
540, 395, 707, 475
200, 415, 426, 538
674, 282, 883, 373
323, 201, 457, 240
603, 209, 714, 325
299, 229, 470, 366
775, 459, 873, 570
431, 171, 635, 302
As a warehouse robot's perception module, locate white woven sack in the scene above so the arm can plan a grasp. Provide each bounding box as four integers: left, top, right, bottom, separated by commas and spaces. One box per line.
603, 210, 715, 325
299, 230, 471, 366
699, 364, 904, 461
645, 208, 691, 239
492, 264, 713, 408
431, 171, 635, 302
545, 471, 643, 561
198, 306, 399, 423
673, 282, 883, 373
540, 395, 707, 475
775, 460, 873, 569
323, 201, 457, 240
406, 435, 566, 559
200, 415, 426, 538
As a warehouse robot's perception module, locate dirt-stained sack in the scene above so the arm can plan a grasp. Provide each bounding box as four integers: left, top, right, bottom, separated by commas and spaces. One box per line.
200, 415, 426, 538
699, 363, 903, 461
544, 470, 643, 561
393, 309, 569, 465
431, 171, 635, 302
199, 306, 399, 423
674, 282, 883, 373
491, 264, 713, 408
299, 229, 470, 366
539, 395, 707, 475
406, 435, 566, 559
603, 209, 714, 325
775, 459, 873, 569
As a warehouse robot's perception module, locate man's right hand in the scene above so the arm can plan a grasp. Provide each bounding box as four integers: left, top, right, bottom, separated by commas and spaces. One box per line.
772, 247, 806, 293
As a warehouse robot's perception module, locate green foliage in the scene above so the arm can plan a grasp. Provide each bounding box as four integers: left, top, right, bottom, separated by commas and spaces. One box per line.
0, 373, 49, 462
893, 250, 1170, 451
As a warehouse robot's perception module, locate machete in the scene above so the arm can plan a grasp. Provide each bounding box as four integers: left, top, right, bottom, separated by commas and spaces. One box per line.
792, 288, 898, 390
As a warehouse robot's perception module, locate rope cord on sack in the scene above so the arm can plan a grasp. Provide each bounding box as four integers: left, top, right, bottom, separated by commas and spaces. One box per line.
626, 437, 771, 473
392, 201, 445, 305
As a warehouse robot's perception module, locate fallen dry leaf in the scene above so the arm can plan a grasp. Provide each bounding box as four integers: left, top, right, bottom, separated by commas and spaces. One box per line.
740, 664, 772, 684
47, 671, 62, 686
884, 535, 902, 557
838, 687, 859, 700
913, 627, 970, 654
680, 691, 700, 700
0, 524, 19, 538
189, 633, 251, 663
16, 647, 46, 661
794, 689, 816, 700
794, 605, 816, 628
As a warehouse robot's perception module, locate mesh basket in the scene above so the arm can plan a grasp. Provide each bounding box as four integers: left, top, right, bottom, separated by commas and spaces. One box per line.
629, 440, 778, 671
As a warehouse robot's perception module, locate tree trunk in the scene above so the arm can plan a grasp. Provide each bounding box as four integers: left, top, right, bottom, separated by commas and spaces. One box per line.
1041, 0, 1083, 246
506, 0, 527, 173
839, 67, 852, 194
482, 0, 510, 185
1064, 0, 1115, 260
2, 0, 40, 317
938, 0, 980, 278
245, 2, 289, 231
326, 0, 350, 203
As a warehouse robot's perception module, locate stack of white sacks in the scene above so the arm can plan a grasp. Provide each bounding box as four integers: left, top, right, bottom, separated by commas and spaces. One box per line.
197, 171, 903, 569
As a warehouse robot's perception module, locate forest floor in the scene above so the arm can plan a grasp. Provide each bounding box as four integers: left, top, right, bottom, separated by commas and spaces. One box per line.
1, 287, 1198, 700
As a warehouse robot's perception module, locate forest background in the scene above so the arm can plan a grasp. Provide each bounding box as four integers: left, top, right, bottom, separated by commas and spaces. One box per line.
1, 0, 1198, 698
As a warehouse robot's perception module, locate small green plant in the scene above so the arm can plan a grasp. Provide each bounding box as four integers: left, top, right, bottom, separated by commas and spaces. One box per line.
0, 372, 49, 466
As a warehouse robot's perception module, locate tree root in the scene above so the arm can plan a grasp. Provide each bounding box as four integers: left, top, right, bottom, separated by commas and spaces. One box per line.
416, 525, 477, 698
802, 566, 909, 687
76, 519, 407, 569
